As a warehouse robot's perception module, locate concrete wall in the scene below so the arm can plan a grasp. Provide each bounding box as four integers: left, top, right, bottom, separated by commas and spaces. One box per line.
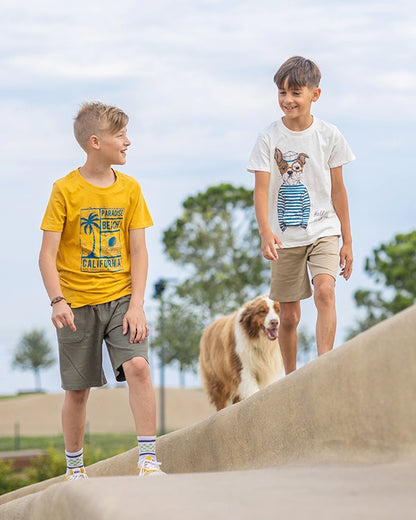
1, 305, 415, 516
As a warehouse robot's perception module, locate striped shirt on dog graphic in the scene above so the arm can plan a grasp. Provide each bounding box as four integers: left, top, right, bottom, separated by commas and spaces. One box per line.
274, 149, 310, 232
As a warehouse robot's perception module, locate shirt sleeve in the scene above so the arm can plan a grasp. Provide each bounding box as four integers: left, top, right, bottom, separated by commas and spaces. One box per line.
129, 183, 154, 230
328, 126, 356, 169
247, 132, 272, 173
40, 182, 67, 232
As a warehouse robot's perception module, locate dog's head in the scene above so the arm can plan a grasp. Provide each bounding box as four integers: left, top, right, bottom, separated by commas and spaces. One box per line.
274, 148, 309, 186
239, 296, 280, 341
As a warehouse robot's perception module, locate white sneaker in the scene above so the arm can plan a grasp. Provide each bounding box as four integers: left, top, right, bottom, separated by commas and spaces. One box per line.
138, 456, 166, 477
65, 467, 88, 481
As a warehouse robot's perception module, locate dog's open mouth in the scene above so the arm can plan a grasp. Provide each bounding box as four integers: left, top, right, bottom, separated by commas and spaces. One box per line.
262, 326, 279, 341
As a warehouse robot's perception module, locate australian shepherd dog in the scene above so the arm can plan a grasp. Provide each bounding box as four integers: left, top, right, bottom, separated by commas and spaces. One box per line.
199, 295, 282, 410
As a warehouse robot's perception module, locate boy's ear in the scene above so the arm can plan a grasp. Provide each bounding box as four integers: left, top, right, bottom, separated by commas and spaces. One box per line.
89, 134, 101, 150
312, 87, 321, 102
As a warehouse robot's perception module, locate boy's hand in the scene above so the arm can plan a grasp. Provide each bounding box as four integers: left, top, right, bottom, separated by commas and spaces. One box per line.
260, 231, 283, 261
52, 301, 76, 331
339, 242, 353, 280
123, 307, 150, 344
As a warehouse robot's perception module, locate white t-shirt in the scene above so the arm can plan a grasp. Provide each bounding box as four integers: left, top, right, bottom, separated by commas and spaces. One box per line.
247, 116, 355, 248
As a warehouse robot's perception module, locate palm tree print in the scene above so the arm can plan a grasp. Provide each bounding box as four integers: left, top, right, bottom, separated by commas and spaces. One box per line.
81, 212, 100, 258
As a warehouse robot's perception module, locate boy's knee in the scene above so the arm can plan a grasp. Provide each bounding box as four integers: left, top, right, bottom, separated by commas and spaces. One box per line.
65, 388, 90, 406
280, 305, 301, 329
313, 275, 335, 306
123, 356, 150, 381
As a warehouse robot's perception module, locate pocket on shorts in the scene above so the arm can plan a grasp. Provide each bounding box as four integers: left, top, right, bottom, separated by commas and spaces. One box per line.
57, 326, 85, 344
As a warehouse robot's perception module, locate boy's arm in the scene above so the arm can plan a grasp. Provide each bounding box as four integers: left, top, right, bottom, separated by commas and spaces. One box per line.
254, 171, 283, 261
38, 231, 76, 331
331, 166, 353, 280
123, 228, 150, 344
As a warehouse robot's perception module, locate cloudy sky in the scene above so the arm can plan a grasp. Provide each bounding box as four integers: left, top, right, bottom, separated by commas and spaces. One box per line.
1, 0, 415, 396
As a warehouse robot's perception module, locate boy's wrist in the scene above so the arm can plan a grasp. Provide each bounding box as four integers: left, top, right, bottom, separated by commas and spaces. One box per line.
50, 296, 66, 306
128, 295, 145, 309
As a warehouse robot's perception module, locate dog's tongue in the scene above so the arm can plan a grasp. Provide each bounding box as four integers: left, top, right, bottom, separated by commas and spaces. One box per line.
265, 328, 279, 341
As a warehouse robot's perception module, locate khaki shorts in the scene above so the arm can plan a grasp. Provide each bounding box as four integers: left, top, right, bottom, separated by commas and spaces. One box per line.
57, 295, 149, 390
270, 236, 339, 302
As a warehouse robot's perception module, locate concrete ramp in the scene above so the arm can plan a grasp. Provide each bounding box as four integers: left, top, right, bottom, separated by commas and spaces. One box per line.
1, 305, 415, 518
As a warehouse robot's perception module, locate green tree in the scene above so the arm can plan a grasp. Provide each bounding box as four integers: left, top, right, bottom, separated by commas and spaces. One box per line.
152, 184, 270, 376
13, 329, 56, 391
151, 298, 204, 384
163, 183, 268, 319
347, 230, 416, 339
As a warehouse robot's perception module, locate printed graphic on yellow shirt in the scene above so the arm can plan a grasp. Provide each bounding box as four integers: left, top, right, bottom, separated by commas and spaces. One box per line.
80, 208, 124, 272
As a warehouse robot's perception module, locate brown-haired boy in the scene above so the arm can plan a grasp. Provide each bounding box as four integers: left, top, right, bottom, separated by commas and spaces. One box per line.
247, 57, 354, 374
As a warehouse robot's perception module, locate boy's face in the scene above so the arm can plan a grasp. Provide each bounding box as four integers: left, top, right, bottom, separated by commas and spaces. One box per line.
278, 79, 321, 124
96, 126, 131, 165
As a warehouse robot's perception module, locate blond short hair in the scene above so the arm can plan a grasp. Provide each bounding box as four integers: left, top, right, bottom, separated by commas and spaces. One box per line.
273, 56, 321, 89
73, 102, 129, 151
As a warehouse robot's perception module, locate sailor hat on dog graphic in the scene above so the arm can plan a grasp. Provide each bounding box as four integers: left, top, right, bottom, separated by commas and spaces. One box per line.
274, 148, 310, 232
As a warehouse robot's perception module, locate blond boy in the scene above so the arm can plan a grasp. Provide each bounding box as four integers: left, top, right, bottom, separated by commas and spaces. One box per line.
39, 102, 164, 478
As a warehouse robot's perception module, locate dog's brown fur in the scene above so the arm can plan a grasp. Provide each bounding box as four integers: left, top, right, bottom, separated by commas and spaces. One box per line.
199, 295, 282, 411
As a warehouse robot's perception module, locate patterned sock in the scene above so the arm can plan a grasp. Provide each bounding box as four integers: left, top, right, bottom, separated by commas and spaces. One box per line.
65, 448, 84, 473
137, 436, 156, 463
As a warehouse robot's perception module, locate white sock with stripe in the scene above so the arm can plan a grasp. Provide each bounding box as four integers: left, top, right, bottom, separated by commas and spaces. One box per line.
137, 436, 156, 463
65, 448, 84, 473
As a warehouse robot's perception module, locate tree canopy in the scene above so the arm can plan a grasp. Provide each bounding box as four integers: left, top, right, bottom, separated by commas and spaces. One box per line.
13, 329, 56, 391
151, 297, 204, 375
162, 183, 268, 318
152, 183, 269, 376
347, 230, 416, 338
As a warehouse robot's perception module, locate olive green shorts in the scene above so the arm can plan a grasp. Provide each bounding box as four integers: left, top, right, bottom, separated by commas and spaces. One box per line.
270, 235, 339, 302
57, 295, 149, 391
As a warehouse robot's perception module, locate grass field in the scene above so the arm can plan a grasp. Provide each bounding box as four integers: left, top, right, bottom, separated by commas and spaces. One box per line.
0, 433, 139, 495
0, 433, 136, 454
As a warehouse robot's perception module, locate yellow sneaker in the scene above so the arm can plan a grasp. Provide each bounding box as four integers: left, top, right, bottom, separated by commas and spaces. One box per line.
138, 456, 165, 477
65, 467, 88, 481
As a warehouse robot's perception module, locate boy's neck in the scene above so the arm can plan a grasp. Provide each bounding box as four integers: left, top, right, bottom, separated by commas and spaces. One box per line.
78, 163, 116, 187
282, 114, 314, 132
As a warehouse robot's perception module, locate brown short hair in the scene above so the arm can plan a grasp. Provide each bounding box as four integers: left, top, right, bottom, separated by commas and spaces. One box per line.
273, 56, 321, 89
73, 102, 129, 151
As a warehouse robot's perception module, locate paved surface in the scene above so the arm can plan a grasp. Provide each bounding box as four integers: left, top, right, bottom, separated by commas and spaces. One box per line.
1, 461, 416, 520
1, 305, 415, 519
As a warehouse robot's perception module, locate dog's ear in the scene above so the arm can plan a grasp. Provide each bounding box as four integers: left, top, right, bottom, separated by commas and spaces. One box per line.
297, 152, 309, 165
239, 304, 253, 329
274, 148, 283, 165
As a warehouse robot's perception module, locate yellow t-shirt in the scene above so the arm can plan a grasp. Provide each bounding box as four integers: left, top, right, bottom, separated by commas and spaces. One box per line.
41, 169, 153, 308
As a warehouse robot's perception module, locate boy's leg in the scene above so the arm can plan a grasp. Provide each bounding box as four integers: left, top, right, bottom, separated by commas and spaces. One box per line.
313, 273, 336, 355
123, 356, 156, 435
278, 301, 301, 375
123, 356, 165, 476
62, 388, 90, 452
105, 297, 164, 475
62, 389, 90, 480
